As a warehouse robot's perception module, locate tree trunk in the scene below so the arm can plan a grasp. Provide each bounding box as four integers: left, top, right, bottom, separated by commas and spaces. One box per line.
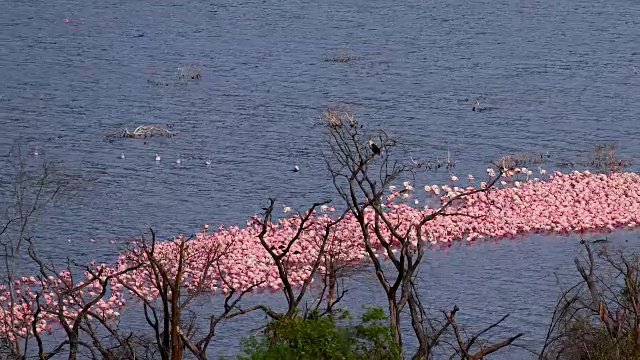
388, 296, 403, 357
327, 267, 336, 314
67, 332, 78, 360
408, 295, 428, 359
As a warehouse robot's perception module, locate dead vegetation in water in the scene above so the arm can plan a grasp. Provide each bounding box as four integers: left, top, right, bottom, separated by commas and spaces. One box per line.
321, 107, 359, 129
495, 144, 633, 174
147, 66, 202, 87
494, 151, 551, 170
552, 143, 632, 173
324, 54, 356, 63
103, 124, 177, 142
409, 150, 456, 170
582, 143, 631, 172
177, 66, 201, 82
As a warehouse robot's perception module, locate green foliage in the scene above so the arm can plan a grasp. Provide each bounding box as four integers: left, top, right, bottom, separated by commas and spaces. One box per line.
354, 307, 399, 358
238, 307, 400, 360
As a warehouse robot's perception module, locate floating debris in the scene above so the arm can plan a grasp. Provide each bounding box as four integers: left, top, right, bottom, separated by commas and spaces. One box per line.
177, 66, 202, 84
147, 66, 202, 87
104, 124, 177, 142
125, 124, 177, 138
325, 54, 356, 63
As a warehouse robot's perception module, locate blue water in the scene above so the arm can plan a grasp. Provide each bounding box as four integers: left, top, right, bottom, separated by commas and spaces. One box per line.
1, 0, 640, 357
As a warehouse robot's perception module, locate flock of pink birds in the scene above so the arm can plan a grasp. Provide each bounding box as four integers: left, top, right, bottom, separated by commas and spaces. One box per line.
2, 168, 640, 342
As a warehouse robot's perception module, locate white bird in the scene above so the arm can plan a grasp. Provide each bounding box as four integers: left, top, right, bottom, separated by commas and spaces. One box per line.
292, 165, 300, 172
176, 156, 182, 165
205, 158, 212, 166
33, 147, 39, 156
155, 154, 161, 161
67, 237, 71, 243
120, 153, 125, 159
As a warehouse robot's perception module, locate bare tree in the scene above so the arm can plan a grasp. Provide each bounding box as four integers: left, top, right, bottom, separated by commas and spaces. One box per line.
116, 229, 278, 360
0, 146, 142, 360
541, 240, 640, 360
25, 239, 142, 360
254, 198, 345, 319
0, 146, 73, 358
322, 110, 522, 359
113, 197, 347, 360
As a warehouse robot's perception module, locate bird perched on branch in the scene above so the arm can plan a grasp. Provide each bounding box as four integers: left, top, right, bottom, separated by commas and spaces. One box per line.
369, 139, 381, 156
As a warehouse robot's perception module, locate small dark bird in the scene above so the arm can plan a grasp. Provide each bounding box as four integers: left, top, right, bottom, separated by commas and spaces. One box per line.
369, 139, 381, 156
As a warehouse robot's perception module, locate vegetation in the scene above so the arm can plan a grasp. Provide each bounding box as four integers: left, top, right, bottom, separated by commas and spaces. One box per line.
238, 308, 399, 360
4, 113, 640, 359
540, 241, 640, 360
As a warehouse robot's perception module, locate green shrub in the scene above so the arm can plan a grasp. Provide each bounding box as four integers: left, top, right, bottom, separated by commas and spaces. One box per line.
238, 308, 400, 360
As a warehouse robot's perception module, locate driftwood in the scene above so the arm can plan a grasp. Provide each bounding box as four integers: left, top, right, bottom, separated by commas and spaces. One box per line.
103, 124, 177, 142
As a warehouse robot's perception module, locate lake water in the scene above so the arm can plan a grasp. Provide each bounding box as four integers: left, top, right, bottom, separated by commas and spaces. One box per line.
1, 0, 640, 357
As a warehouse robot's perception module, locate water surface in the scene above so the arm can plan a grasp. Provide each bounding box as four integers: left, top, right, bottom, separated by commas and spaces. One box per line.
1, 0, 640, 357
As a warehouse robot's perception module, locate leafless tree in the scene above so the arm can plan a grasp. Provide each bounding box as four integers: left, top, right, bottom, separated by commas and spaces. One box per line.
113, 198, 347, 360
116, 229, 277, 360
254, 198, 346, 319
322, 110, 522, 359
541, 240, 640, 359
0, 146, 142, 360
0, 146, 72, 358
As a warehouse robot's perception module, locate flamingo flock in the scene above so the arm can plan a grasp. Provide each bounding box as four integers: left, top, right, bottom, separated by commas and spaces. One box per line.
3, 168, 640, 343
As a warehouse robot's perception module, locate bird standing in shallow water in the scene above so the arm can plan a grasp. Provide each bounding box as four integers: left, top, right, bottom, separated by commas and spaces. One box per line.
369, 139, 381, 156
